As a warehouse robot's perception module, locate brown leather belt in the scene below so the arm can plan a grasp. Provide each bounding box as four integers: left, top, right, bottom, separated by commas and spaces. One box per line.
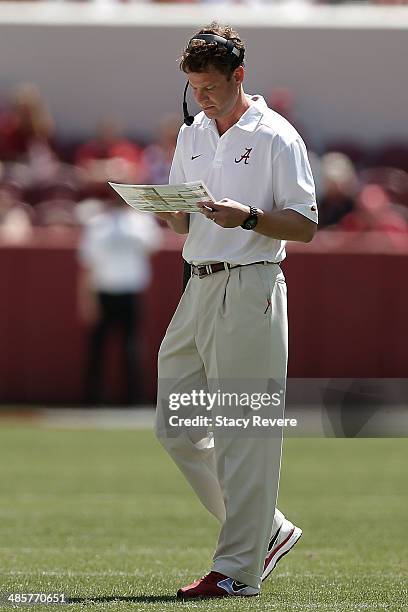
191, 260, 279, 279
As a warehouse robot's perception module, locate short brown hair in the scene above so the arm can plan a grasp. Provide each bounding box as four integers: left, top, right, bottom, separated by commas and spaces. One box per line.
180, 22, 245, 79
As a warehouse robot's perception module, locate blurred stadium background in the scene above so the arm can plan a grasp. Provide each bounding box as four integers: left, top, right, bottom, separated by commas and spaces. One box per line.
0, 2, 407, 609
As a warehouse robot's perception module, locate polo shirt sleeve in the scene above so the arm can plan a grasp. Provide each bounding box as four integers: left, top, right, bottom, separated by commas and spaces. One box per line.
272, 138, 318, 224
169, 128, 187, 185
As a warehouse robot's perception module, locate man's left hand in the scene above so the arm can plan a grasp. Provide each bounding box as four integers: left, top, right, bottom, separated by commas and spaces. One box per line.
197, 199, 250, 228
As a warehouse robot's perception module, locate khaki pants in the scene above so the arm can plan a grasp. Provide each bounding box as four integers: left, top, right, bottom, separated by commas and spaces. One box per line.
155, 262, 288, 589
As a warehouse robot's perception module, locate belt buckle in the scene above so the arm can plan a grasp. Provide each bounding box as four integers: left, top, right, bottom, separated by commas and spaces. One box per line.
198, 266, 207, 278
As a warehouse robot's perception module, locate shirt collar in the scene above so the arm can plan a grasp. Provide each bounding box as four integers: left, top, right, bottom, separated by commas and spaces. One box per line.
201, 94, 266, 133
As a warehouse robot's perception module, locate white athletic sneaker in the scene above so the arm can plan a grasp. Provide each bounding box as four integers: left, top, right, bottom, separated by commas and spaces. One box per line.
262, 518, 302, 581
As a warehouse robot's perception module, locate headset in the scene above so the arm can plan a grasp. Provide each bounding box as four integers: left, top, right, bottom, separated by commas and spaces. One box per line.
182, 34, 245, 126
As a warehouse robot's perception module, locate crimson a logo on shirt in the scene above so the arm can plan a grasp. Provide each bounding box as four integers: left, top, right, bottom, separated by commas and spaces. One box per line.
234, 148, 253, 164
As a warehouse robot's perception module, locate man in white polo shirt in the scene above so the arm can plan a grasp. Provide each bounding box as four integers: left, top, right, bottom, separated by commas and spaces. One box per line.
154, 22, 317, 599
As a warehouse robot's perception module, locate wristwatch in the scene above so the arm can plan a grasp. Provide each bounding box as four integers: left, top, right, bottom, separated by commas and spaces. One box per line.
241, 206, 258, 230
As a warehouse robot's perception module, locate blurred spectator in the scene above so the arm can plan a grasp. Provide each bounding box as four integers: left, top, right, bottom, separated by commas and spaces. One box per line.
77, 199, 162, 405
268, 86, 296, 125
75, 118, 148, 198
0, 82, 84, 213
359, 167, 408, 215
75, 197, 106, 226
143, 114, 180, 185
339, 183, 408, 233
0, 182, 34, 242
34, 183, 78, 229
0, 82, 55, 162
318, 152, 358, 227
268, 86, 309, 147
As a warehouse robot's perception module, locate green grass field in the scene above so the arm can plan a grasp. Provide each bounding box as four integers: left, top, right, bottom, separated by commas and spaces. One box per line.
0, 426, 406, 611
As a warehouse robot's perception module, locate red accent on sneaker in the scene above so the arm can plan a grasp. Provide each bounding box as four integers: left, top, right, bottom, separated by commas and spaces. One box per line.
177, 571, 232, 599
263, 527, 295, 571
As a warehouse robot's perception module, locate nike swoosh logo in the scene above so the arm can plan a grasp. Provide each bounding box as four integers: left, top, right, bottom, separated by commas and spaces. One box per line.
268, 525, 281, 552
231, 581, 248, 593
216, 577, 249, 595
191, 154, 203, 160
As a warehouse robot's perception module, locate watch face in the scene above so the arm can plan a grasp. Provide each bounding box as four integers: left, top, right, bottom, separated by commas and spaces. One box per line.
243, 216, 258, 230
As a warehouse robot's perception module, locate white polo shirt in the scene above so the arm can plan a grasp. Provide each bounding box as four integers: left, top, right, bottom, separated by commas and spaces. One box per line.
79, 209, 161, 293
169, 94, 318, 265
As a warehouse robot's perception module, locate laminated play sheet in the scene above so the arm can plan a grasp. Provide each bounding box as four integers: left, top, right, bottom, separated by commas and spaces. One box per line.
108, 181, 215, 213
